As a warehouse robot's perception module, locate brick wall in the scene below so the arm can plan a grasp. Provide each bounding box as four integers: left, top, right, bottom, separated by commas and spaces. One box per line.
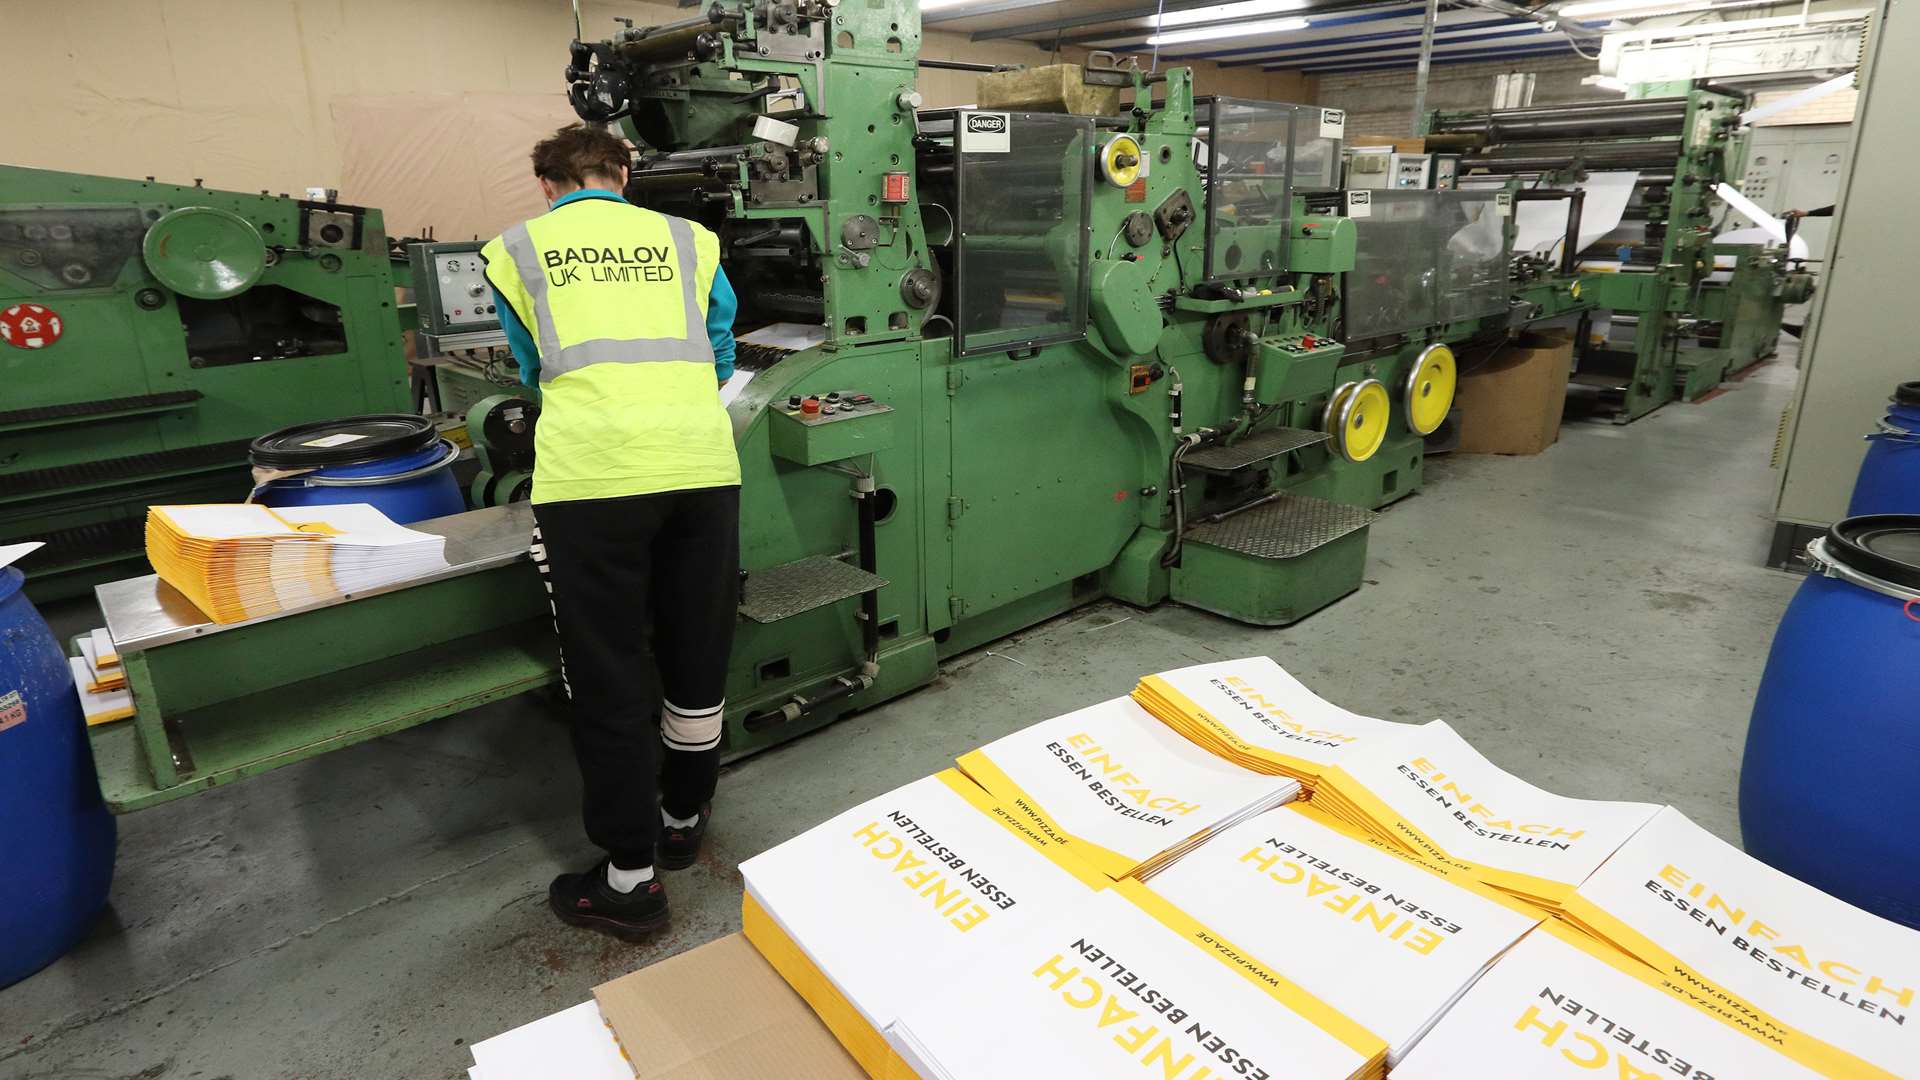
1312, 57, 1616, 138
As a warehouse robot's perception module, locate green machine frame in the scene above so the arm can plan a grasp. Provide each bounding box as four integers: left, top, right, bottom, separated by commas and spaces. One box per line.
1428, 89, 1809, 422
0, 169, 411, 599
83, 3, 1469, 811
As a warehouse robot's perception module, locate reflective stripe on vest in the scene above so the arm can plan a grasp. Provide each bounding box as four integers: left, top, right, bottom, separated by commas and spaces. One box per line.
496, 214, 713, 382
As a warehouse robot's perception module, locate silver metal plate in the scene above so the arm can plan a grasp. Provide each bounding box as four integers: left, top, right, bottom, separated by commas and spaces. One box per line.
739, 555, 889, 624
99, 503, 538, 655
1182, 427, 1330, 472
1183, 494, 1377, 560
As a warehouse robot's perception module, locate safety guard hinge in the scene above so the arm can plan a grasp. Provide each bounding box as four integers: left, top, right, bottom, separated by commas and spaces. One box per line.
949, 595, 967, 618
946, 368, 966, 395
946, 496, 967, 523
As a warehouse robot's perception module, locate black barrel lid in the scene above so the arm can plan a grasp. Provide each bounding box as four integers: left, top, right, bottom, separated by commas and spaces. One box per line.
250, 413, 439, 469
1827, 515, 1920, 593
1894, 381, 1920, 407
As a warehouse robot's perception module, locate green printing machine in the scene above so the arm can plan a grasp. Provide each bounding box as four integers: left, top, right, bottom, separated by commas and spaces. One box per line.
0, 168, 411, 600
76, 6, 1811, 813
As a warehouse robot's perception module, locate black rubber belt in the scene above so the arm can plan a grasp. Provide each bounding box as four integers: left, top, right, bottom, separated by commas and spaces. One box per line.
6, 518, 148, 572
0, 439, 253, 500
0, 390, 203, 429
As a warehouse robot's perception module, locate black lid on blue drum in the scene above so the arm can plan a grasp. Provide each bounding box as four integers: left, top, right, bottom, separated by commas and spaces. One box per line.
1827, 515, 1920, 592
1895, 381, 1920, 407
250, 413, 439, 469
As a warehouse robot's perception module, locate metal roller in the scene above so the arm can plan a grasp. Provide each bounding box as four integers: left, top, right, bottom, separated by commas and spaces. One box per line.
1432, 98, 1690, 143
609, 11, 724, 62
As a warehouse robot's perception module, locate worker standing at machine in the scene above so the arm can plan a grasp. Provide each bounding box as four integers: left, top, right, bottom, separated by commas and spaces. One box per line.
481, 123, 740, 940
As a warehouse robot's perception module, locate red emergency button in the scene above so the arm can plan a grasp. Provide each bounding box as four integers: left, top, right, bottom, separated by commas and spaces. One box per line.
800, 396, 822, 416
1301, 335, 1317, 348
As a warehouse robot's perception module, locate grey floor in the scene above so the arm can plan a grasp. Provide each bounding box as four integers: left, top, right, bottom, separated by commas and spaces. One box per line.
2, 358, 1805, 1080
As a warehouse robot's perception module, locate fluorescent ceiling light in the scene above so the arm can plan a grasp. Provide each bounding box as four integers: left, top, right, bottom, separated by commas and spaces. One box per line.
1557, 0, 1748, 17
1147, 16, 1310, 45
1154, 1, 1310, 28
920, 0, 980, 10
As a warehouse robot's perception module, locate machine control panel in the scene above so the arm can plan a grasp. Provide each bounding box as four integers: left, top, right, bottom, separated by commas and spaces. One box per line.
406, 241, 504, 345
778, 390, 892, 426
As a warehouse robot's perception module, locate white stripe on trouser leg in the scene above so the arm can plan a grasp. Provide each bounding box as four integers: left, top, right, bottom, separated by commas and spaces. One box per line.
529, 529, 570, 699
661, 699, 724, 751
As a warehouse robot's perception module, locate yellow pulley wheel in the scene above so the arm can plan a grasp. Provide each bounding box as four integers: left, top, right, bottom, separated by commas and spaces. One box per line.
1323, 381, 1358, 444
1099, 134, 1144, 188
1403, 342, 1457, 436
1332, 378, 1391, 463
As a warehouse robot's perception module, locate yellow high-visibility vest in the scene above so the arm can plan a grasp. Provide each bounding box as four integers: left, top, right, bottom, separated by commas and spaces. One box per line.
482, 197, 739, 504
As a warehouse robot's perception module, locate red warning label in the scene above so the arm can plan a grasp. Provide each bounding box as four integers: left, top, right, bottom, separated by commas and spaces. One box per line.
0, 304, 63, 349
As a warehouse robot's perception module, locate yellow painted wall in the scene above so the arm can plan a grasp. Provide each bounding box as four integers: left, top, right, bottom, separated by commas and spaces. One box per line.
0, 0, 1310, 239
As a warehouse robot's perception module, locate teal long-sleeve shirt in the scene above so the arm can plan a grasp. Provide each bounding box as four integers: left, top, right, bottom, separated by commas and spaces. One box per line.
490, 187, 737, 387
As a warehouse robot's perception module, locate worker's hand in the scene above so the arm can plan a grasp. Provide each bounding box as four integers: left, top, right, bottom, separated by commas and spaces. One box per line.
1782, 209, 1806, 219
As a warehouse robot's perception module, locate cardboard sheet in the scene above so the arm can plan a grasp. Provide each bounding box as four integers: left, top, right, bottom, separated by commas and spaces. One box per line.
593, 933, 864, 1080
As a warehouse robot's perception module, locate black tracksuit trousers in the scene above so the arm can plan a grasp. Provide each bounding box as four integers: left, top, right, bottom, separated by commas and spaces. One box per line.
530, 485, 740, 870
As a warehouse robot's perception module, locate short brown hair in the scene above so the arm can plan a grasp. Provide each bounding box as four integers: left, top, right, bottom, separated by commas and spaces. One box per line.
531, 124, 630, 187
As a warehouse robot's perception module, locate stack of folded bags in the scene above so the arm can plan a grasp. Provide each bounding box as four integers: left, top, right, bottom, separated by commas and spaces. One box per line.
723, 655, 1920, 1080
70, 626, 133, 725
145, 503, 447, 625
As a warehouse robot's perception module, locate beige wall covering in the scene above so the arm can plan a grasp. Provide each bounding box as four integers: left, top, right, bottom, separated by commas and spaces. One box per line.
0, 1, 1311, 240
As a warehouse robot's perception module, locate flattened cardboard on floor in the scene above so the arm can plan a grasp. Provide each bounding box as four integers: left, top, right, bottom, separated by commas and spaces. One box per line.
592, 933, 864, 1080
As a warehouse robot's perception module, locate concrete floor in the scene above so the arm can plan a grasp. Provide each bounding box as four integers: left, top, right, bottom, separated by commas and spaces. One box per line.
2, 359, 1805, 1080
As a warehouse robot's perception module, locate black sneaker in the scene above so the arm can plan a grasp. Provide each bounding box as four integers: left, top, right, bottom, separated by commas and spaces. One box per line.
657, 803, 712, 870
548, 861, 669, 940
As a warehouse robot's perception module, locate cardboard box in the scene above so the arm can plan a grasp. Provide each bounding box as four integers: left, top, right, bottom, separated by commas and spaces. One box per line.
1455, 330, 1573, 455
592, 933, 866, 1080
1348, 136, 1428, 153
974, 64, 1122, 115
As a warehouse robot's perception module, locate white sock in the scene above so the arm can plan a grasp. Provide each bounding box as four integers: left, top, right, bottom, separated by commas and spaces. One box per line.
605, 862, 655, 893
662, 807, 701, 830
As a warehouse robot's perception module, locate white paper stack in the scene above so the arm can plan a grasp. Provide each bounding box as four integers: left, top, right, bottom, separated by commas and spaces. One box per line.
466, 1001, 630, 1080
145, 503, 447, 624
885, 886, 1387, 1080
1560, 806, 1920, 1079
738, 769, 1107, 1077
1311, 719, 1660, 912
1393, 919, 1826, 1079
1139, 801, 1543, 1065
956, 696, 1301, 880
1130, 656, 1410, 791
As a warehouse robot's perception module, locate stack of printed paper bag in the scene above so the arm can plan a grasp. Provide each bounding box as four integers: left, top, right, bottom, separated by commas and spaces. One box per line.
146, 503, 447, 624
1557, 805, 1920, 1079
1392, 918, 1829, 1079
884, 886, 1389, 1080
737, 770, 1107, 1077
1134, 800, 1545, 1065
1310, 718, 1660, 912
1131, 656, 1409, 792
955, 696, 1300, 880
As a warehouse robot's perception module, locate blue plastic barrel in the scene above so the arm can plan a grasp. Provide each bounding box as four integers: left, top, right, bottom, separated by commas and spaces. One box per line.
0, 565, 117, 988
1847, 381, 1920, 517
250, 414, 464, 524
1740, 515, 1920, 928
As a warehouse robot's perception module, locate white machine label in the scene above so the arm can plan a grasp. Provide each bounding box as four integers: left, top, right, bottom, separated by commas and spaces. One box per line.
302, 432, 371, 449
1495, 192, 1513, 217
1346, 189, 1372, 218
1319, 108, 1347, 139
961, 112, 1011, 153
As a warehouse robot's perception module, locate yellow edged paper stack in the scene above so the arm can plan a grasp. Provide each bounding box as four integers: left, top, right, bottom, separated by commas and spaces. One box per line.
1310, 719, 1660, 912
68, 656, 133, 726
956, 696, 1300, 881
1137, 800, 1544, 1065
884, 886, 1387, 1080
77, 626, 125, 694
146, 504, 448, 624
1392, 919, 1828, 1079
1558, 806, 1920, 1079
738, 769, 1109, 1078
1131, 656, 1410, 793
